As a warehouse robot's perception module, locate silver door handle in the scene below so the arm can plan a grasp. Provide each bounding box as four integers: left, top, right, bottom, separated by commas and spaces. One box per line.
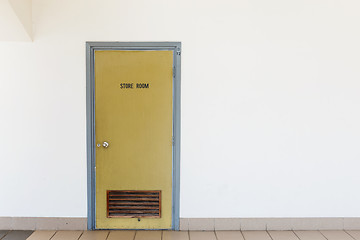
102, 141, 109, 148
97, 141, 109, 148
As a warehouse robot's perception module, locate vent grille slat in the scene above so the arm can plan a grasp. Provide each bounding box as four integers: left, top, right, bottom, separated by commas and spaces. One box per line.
109, 198, 159, 201
109, 210, 159, 214
109, 206, 159, 210
109, 194, 159, 197
107, 190, 161, 218
108, 202, 158, 206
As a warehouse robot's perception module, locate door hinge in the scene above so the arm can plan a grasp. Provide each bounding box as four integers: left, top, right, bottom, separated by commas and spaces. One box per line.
172, 136, 175, 146
173, 67, 176, 78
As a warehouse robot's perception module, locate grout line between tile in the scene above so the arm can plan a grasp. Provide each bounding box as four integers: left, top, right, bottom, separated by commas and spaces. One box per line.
292, 230, 301, 240
105, 230, 111, 240
240, 230, 246, 240
266, 230, 274, 240
133, 231, 137, 240
344, 230, 357, 240
319, 231, 329, 240
49, 231, 57, 240
0, 230, 10, 240
77, 231, 84, 240
187, 230, 190, 240
214, 230, 218, 240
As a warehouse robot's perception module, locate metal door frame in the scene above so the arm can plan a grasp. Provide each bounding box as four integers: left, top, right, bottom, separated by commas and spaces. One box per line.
86, 42, 181, 230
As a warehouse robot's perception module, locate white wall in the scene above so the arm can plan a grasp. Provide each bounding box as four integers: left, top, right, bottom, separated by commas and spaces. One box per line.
0, 0, 360, 218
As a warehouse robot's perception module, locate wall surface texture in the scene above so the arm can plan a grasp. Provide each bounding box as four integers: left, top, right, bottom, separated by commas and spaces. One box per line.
0, 0, 360, 219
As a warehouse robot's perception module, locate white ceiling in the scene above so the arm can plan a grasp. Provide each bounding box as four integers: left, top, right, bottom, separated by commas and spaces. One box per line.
0, 0, 32, 41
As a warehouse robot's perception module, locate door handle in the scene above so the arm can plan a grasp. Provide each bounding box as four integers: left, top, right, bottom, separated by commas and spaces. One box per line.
97, 141, 109, 148
102, 141, 109, 148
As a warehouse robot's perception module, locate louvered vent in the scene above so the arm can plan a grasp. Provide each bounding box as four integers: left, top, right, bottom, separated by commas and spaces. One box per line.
107, 190, 161, 218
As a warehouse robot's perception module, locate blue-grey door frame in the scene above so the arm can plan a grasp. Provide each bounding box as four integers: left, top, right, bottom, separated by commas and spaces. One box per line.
86, 42, 181, 230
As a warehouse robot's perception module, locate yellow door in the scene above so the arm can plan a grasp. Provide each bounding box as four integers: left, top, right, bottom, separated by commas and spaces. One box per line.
95, 50, 173, 229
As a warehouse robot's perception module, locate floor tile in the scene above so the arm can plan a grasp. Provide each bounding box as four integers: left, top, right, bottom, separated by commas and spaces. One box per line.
320, 230, 354, 240
27, 231, 56, 240
0, 218, 12, 229
215, 219, 241, 230
347, 231, 360, 240
291, 218, 320, 230
12, 218, 36, 230
2, 231, 33, 240
242, 231, 272, 240
266, 219, 293, 230
79, 231, 109, 240
0, 231, 9, 239
51, 231, 83, 240
180, 219, 189, 231
135, 231, 162, 240
317, 219, 343, 230
216, 231, 244, 240
344, 219, 360, 230
294, 231, 327, 240
241, 219, 267, 231
107, 231, 135, 240
189, 219, 215, 231
189, 231, 216, 240
268, 231, 298, 240
163, 231, 189, 240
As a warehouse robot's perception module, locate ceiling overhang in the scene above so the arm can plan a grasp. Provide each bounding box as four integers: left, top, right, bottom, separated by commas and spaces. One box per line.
0, 0, 32, 42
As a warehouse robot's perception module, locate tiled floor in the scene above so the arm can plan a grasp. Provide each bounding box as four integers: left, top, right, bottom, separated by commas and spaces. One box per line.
0, 230, 359, 240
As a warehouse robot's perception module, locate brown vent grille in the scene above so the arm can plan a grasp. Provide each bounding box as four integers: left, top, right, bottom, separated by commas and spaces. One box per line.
107, 190, 161, 218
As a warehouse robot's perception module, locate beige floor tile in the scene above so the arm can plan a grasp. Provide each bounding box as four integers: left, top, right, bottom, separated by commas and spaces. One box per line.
320, 230, 354, 240
54, 218, 87, 230
0, 231, 9, 239
0, 218, 12, 229
318, 219, 343, 230
347, 231, 360, 240
163, 231, 189, 240
294, 231, 327, 240
268, 231, 298, 240
344, 218, 360, 230
291, 219, 320, 230
216, 231, 244, 240
107, 231, 135, 240
189, 231, 217, 240
180, 219, 189, 231
241, 219, 267, 231
27, 231, 56, 240
3, 231, 33, 240
79, 231, 109, 240
215, 219, 241, 230
266, 219, 293, 230
51, 231, 83, 240
135, 231, 162, 240
189, 219, 215, 231
242, 231, 272, 240
12, 217, 36, 230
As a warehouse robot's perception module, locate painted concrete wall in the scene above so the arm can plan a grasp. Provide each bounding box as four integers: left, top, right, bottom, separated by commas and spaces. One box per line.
0, 0, 360, 218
